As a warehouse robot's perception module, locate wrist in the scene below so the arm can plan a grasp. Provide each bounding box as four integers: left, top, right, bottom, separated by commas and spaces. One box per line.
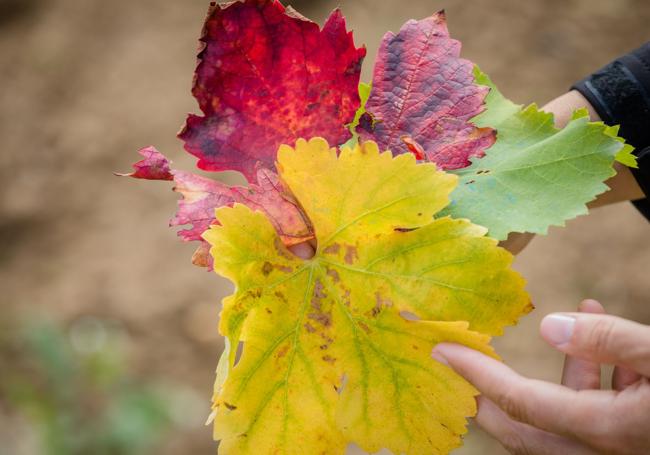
542, 90, 601, 129
542, 91, 644, 206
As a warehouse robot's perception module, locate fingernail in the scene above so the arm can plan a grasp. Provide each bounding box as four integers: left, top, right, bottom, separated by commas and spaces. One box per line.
540, 314, 576, 346
431, 346, 450, 366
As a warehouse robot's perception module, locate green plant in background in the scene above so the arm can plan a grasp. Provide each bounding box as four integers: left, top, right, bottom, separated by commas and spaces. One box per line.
0, 317, 175, 455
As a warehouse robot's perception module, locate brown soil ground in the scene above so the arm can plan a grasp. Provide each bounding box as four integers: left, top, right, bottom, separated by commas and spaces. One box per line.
1, 0, 649, 454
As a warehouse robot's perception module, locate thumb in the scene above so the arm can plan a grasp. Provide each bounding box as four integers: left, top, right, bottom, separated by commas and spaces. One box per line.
540, 304, 650, 377
288, 241, 315, 259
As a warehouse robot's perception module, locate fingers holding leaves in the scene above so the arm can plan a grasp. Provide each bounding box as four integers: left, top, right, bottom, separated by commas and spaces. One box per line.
435, 305, 650, 455
431, 342, 616, 443
541, 305, 650, 378
612, 365, 643, 391
558, 300, 644, 392
474, 396, 597, 455
560, 299, 605, 390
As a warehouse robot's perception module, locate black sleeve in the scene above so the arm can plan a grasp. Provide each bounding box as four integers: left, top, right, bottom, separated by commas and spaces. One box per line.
571, 42, 650, 220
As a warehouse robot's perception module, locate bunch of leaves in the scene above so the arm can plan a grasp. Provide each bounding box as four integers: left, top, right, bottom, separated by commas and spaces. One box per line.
0, 317, 175, 455
120, 0, 634, 453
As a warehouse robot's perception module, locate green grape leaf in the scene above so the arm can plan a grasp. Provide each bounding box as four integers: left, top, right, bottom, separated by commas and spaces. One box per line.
203, 138, 530, 454
350, 82, 372, 133
343, 82, 372, 149
442, 67, 635, 240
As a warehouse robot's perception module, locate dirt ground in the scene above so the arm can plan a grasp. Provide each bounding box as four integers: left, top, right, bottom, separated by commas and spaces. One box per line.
1, 0, 649, 454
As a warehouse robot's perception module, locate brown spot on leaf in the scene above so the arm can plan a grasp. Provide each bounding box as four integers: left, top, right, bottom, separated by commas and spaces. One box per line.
262, 261, 293, 276
276, 344, 290, 359
310, 280, 326, 312
368, 292, 393, 317
314, 280, 326, 298
357, 321, 371, 334
308, 312, 331, 327
274, 291, 288, 304
245, 288, 262, 299
319, 344, 328, 350
326, 268, 340, 282
342, 288, 351, 307
304, 322, 316, 333
395, 227, 416, 233
224, 402, 237, 411
323, 243, 341, 255
322, 355, 336, 364
344, 245, 358, 264
265, 307, 272, 314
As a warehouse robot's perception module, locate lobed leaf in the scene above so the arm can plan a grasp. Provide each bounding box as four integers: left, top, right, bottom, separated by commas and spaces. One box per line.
357, 11, 495, 169
178, 0, 366, 181
342, 82, 372, 148
115, 146, 173, 181
203, 138, 531, 454
442, 68, 635, 240
121, 146, 313, 268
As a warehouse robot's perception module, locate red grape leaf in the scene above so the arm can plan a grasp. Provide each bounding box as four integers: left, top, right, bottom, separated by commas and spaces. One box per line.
191, 241, 214, 269
178, 0, 366, 181
357, 11, 495, 170
169, 171, 234, 242
121, 147, 313, 267
115, 146, 173, 180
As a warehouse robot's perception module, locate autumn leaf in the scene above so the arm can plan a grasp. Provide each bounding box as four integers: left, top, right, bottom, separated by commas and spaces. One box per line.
170, 166, 312, 247
357, 11, 495, 169
115, 146, 173, 181
441, 68, 636, 240
350, 82, 371, 133
343, 82, 372, 148
178, 0, 366, 181
203, 138, 530, 454
121, 146, 313, 268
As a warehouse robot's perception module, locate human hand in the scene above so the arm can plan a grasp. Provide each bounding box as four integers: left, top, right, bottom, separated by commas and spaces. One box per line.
432, 299, 650, 455
289, 240, 316, 259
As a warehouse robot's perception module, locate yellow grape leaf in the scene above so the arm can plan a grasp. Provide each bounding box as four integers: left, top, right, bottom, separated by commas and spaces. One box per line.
203, 138, 531, 455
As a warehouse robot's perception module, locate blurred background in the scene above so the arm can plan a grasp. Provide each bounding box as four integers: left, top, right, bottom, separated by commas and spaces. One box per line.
1, 0, 649, 454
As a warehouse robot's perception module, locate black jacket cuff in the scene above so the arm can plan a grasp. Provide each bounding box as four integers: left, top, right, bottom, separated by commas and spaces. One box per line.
572, 42, 650, 220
